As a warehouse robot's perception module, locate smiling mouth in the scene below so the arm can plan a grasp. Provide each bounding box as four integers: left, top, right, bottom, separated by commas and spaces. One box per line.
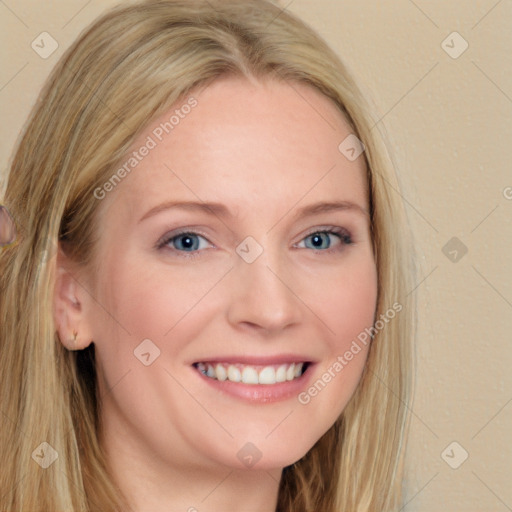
193, 361, 309, 385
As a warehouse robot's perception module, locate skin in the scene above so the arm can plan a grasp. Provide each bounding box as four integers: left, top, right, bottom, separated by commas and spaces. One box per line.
0, 206, 16, 246
54, 76, 378, 512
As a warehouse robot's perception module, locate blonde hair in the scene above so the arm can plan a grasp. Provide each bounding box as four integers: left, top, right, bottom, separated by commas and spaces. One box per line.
0, 1, 415, 510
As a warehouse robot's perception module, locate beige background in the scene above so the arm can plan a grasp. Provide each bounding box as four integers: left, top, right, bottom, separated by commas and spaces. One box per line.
1, 1, 511, 510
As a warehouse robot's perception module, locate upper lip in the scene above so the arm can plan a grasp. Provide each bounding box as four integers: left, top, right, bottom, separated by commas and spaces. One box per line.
191, 354, 316, 365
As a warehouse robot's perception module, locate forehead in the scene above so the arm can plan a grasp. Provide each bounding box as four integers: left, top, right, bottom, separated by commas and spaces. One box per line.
100, 76, 368, 223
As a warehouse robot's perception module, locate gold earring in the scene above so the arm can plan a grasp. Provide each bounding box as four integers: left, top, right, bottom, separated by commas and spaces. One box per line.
71, 329, 78, 344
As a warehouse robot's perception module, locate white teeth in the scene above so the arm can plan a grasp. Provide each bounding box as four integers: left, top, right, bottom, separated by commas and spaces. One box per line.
216, 363, 227, 381
286, 363, 296, 381
241, 366, 259, 384
197, 361, 306, 385
227, 365, 241, 382
275, 364, 287, 382
258, 366, 276, 384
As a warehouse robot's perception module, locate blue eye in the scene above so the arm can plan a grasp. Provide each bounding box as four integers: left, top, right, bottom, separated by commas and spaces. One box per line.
298, 229, 352, 252
305, 232, 333, 250
157, 231, 211, 256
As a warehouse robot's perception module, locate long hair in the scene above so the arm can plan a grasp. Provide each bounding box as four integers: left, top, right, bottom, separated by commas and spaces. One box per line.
0, 1, 415, 510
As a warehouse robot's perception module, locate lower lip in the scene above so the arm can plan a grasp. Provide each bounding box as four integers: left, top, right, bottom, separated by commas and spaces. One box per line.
193, 365, 314, 403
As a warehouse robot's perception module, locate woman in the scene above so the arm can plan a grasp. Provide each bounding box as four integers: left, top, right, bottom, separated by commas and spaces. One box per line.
0, 0, 415, 510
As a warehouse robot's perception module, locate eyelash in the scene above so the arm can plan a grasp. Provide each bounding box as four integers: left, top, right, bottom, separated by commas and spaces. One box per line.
155, 226, 354, 260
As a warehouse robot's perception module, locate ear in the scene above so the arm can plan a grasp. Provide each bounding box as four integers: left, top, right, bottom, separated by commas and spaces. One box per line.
53, 244, 94, 350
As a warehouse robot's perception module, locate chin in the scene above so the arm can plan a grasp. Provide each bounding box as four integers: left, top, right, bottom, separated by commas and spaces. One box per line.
207, 430, 325, 472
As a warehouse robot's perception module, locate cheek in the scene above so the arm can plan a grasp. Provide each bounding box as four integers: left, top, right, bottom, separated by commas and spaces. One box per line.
90, 255, 229, 366
328, 268, 377, 345
303, 253, 378, 349
299, 255, 377, 405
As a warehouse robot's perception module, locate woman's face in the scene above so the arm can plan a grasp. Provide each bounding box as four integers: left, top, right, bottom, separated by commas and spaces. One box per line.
74, 77, 377, 473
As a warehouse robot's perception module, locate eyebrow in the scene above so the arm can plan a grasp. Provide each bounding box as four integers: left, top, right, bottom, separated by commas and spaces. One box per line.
138, 199, 370, 223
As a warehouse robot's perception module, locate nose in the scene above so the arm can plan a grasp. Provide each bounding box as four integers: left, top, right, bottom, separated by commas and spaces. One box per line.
225, 247, 302, 335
